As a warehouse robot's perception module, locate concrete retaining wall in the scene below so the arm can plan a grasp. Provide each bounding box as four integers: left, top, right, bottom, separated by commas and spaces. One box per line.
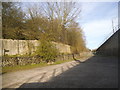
0, 39, 71, 56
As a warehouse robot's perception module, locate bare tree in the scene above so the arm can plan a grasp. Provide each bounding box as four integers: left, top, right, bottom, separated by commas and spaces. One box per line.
24, 2, 87, 52
40, 2, 81, 43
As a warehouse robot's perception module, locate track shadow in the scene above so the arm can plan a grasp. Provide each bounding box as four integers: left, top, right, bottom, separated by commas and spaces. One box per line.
72, 54, 85, 63
61, 66, 64, 73
0, 72, 6, 75
18, 55, 118, 88
39, 72, 47, 82
52, 69, 56, 77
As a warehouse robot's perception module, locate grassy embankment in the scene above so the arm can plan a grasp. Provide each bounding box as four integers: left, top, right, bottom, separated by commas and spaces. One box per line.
2, 59, 74, 74
2, 53, 92, 74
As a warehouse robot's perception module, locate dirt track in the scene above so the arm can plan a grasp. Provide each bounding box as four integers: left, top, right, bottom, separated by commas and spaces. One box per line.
2, 56, 118, 88
2, 57, 87, 88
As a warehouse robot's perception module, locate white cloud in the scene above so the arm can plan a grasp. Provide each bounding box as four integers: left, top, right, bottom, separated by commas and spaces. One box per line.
82, 19, 114, 49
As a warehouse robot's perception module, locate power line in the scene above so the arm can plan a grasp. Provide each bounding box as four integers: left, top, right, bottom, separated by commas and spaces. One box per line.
97, 24, 119, 49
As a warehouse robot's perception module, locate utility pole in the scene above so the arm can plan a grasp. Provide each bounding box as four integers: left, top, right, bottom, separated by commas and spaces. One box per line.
112, 19, 114, 33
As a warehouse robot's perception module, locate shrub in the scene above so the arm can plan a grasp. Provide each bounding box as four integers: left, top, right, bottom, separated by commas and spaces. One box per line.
36, 40, 59, 63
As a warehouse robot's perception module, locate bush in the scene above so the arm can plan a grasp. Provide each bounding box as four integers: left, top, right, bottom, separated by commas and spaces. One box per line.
36, 40, 59, 63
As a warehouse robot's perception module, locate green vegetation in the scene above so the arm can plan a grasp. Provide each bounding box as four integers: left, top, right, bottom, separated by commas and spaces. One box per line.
36, 40, 59, 63
2, 62, 49, 73
2, 59, 73, 73
4, 53, 37, 57
53, 59, 73, 65
2, 2, 90, 73
2, 2, 26, 39
2, 2, 89, 54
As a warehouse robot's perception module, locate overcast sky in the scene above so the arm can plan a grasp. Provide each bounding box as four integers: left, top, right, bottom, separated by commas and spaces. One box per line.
78, 2, 118, 50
